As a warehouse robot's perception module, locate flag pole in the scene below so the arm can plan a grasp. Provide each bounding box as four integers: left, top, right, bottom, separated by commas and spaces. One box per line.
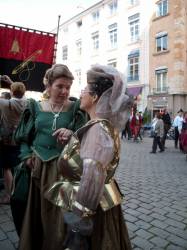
53, 15, 61, 64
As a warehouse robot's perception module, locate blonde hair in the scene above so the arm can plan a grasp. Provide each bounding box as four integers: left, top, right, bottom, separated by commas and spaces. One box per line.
10, 82, 26, 98
43, 64, 74, 86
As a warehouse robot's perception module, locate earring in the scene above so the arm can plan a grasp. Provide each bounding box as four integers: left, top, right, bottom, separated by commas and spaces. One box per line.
92, 95, 97, 104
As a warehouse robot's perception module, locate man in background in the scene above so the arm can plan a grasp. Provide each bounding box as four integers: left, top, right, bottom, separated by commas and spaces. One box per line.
0, 75, 27, 204
161, 109, 171, 149
173, 109, 184, 149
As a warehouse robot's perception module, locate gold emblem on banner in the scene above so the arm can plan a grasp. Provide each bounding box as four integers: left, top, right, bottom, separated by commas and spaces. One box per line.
12, 49, 42, 75
10, 39, 20, 54
11, 49, 43, 82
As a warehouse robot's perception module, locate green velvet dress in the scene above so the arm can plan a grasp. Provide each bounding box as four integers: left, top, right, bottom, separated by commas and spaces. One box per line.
17, 99, 87, 250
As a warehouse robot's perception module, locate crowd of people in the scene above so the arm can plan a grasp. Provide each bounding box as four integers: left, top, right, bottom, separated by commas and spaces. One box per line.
121, 111, 143, 142
121, 106, 187, 157
0, 64, 133, 250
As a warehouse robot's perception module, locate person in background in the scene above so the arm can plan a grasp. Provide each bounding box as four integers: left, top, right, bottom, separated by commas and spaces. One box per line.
121, 119, 131, 140
179, 111, 187, 153
130, 111, 137, 141
150, 112, 164, 153
51, 65, 133, 250
0, 77, 27, 204
17, 64, 87, 250
136, 111, 143, 141
0, 90, 11, 191
173, 109, 184, 148
161, 109, 171, 149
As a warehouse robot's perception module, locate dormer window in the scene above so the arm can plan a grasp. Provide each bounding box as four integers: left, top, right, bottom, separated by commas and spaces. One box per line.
77, 20, 82, 28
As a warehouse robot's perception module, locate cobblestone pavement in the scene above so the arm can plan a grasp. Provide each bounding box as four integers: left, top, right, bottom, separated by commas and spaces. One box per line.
117, 137, 187, 250
0, 137, 187, 250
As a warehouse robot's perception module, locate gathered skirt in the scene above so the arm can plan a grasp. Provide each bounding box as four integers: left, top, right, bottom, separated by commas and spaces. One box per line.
90, 205, 132, 250
18, 157, 132, 250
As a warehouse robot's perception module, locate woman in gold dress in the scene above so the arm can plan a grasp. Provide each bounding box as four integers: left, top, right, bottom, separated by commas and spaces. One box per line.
53, 65, 133, 250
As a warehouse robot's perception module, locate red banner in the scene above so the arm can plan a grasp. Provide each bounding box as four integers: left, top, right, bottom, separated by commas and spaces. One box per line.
0, 26, 56, 64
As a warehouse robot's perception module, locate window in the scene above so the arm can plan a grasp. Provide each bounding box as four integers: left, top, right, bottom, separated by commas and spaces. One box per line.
129, 0, 138, 6
62, 46, 68, 60
156, 0, 168, 17
128, 13, 140, 42
128, 50, 139, 81
92, 31, 99, 50
108, 59, 117, 68
108, 1, 118, 15
155, 68, 167, 92
108, 23, 117, 49
75, 69, 81, 85
156, 33, 168, 52
76, 39, 82, 56
92, 10, 100, 23
77, 20, 82, 28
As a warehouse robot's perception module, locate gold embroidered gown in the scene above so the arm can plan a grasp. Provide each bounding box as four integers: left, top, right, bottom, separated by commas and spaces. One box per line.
49, 119, 132, 250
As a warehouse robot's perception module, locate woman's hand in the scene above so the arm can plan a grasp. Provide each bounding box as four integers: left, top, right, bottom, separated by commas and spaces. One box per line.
25, 157, 35, 169
53, 128, 73, 144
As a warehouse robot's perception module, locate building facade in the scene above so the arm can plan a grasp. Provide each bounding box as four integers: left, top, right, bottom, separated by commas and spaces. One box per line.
56, 0, 153, 112
148, 0, 187, 118
56, 0, 187, 116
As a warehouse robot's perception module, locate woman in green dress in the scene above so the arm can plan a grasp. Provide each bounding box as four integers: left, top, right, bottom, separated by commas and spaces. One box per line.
16, 64, 87, 250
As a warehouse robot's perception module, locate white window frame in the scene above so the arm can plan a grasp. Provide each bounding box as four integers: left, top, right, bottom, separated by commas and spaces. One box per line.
156, 0, 168, 17
108, 1, 118, 15
129, 0, 138, 6
108, 23, 117, 49
76, 39, 82, 56
92, 31, 99, 51
155, 68, 168, 92
128, 55, 139, 81
128, 13, 140, 43
156, 33, 168, 52
92, 10, 100, 23
75, 69, 82, 85
62, 45, 68, 60
108, 59, 117, 68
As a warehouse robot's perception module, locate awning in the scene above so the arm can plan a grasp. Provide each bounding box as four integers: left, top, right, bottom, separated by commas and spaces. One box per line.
127, 86, 142, 96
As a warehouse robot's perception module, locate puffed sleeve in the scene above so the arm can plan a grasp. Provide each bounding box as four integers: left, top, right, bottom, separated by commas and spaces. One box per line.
75, 123, 114, 212
14, 99, 36, 161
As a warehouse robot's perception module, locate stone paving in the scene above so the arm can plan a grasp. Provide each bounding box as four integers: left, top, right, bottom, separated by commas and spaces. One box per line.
117, 137, 187, 250
0, 137, 187, 250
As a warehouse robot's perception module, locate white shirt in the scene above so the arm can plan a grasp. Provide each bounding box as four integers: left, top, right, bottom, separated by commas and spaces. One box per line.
173, 115, 183, 133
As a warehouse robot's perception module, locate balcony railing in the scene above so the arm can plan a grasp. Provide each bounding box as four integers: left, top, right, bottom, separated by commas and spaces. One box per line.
152, 86, 169, 94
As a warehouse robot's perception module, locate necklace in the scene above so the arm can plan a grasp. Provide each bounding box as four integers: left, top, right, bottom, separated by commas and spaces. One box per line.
49, 102, 64, 131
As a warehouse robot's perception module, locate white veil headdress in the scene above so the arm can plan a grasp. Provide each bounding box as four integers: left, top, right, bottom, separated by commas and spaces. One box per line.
87, 65, 133, 130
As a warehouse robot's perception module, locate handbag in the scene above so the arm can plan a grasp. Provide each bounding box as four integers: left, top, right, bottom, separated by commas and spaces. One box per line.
14, 98, 36, 145
11, 162, 30, 202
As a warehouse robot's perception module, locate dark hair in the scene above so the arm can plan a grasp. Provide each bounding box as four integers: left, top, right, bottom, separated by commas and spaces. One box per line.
87, 66, 114, 98
177, 109, 184, 113
156, 112, 162, 119
88, 77, 113, 98
43, 64, 74, 86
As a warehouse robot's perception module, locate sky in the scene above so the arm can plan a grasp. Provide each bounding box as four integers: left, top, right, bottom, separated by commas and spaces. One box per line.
0, 0, 99, 32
